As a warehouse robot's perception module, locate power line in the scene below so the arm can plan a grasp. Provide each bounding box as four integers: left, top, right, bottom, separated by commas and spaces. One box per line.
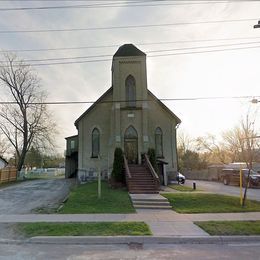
2, 36, 260, 53
73, 0, 260, 1
150, 44, 260, 57
1, 40, 260, 63
1, 44, 260, 67
0, 95, 259, 105
7, 54, 112, 63
147, 40, 260, 53
149, 42, 260, 58
0, 0, 258, 11
0, 0, 159, 11
0, 58, 111, 67
0, 0, 256, 2
0, 18, 257, 34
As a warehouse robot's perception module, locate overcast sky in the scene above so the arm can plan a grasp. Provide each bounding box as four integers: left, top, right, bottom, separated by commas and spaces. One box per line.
0, 0, 260, 154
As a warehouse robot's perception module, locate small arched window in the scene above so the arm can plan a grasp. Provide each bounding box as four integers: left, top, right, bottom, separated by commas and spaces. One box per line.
125, 75, 136, 107
92, 128, 100, 158
155, 127, 163, 157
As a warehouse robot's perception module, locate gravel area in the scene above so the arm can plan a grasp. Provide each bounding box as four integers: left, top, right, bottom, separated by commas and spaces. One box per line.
0, 178, 74, 239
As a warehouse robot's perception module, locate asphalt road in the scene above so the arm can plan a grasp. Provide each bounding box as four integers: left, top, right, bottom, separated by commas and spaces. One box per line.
0, 178, 73, 214
185, 179, 260, 201
0, 242, 260, 260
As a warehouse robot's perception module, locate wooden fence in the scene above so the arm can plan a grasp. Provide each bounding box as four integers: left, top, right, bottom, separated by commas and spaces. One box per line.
0, 167, 17, 183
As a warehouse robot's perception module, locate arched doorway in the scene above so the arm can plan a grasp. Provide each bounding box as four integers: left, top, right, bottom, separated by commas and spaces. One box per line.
124, 126, 138, 164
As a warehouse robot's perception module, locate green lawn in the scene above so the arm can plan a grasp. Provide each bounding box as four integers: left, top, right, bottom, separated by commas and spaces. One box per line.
59, 181, 135, 214
168, 184, 197, 192
195, 221, 260, 235
16, 222, 151, 237
162, 193, 260, 213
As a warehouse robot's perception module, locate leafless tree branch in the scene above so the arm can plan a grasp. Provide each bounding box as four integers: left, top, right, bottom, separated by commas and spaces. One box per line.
0, 53, 57, 171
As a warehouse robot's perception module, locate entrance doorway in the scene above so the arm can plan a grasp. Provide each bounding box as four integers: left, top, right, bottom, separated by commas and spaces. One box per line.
124, 126, 138, 164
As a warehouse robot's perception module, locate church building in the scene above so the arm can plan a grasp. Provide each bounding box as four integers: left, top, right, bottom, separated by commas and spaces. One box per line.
65, 44, 181, 189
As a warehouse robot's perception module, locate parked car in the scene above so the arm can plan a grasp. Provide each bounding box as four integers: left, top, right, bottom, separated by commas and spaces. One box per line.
221, 168, 260, 187
176, 172, 186, 184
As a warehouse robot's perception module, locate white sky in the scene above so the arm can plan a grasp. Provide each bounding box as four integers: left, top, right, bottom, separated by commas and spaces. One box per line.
0, 0, 260, 154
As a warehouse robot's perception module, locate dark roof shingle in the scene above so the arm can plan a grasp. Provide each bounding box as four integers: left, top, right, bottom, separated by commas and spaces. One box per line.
113, 44, 146, 57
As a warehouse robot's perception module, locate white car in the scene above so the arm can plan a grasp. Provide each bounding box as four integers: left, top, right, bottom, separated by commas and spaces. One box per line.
176, 172, 186, 184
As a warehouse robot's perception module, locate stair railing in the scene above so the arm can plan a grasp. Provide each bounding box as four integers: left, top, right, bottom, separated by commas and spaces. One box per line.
123, 155, 131, 188
144, 154, 160, 190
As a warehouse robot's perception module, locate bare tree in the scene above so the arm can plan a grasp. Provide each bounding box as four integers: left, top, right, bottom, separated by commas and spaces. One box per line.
177, 131, 195, 154
0, 53, 56, 171
222, 110, 259, 206
196, 134, 229, 164
222, 128, 242, 162
237, 113, 259, 206
177, 132, 207, 170
0, 135, 8, 157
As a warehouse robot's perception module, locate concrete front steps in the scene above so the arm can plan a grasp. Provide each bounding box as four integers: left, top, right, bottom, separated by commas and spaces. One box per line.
130, 194, 172, 210
127, 165, 159, 194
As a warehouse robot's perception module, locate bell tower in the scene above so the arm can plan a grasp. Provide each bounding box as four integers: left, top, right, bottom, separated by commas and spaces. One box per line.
111, 44, 149, 161
112, 44, 147, 104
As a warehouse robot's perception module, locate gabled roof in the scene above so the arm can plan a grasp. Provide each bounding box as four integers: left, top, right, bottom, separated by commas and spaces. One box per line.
148, 90, 181, 124
113, 44, 146, 57
74, 87, 181, 127
74, 87, 113, 128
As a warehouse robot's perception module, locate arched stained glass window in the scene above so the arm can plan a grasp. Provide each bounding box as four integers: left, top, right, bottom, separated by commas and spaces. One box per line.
92, 128, 100, 158
125, 75, 136, 107
155, 127, 163, 157
125, 125, 138, 139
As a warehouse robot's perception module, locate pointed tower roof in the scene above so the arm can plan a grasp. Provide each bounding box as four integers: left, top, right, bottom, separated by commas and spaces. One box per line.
113, 44, 146, 57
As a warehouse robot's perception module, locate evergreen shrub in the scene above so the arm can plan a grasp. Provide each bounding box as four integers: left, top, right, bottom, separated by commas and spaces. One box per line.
111, 147, 125, 183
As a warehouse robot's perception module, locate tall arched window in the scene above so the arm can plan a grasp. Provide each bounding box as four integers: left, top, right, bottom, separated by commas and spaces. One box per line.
155, 127, 163, 157
92, 128, 100, 158
125, 75, 136, 107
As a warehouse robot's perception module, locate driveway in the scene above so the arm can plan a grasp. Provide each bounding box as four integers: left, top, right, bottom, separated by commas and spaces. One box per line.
0, 178, 73, 214
185, 180, 260, 201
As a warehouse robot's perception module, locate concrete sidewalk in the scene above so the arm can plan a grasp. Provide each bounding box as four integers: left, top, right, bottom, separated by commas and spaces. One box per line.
1, 211, 260, 237
1, 211, 260, 223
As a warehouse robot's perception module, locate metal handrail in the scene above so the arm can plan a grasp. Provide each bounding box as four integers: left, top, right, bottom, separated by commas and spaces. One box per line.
123, 155, 131, 179
144, 154, 159, 181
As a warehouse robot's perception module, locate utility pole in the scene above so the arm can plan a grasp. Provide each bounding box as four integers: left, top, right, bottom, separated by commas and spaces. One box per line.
254, 20, 260, 28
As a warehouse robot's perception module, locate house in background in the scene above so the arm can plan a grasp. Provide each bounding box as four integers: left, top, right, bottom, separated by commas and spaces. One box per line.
65, 44, 181, 191
0, 156, 8, 169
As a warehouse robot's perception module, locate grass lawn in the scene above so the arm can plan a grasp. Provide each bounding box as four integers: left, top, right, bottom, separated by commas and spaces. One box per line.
16, 222, 151, 237
59, 181, 135, 214
168, 184, 197, 192
195, 221, 260, 235
162, 193, 260, 213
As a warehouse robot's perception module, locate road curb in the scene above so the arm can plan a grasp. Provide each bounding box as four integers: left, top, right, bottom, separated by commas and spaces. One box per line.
2, 236, 260, 245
